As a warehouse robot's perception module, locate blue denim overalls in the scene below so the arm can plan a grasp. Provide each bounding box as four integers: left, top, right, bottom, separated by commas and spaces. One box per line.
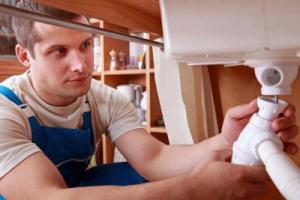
0, 85, 145, 188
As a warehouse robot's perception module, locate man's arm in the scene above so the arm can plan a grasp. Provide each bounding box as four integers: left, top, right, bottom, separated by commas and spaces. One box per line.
0, 152, 185, 200
0, 150, 269, 200
115, 101, 298, 181
115, 128, 228, 180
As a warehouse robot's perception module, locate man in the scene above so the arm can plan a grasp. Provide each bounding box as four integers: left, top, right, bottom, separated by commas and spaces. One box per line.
0, 1, 298, 199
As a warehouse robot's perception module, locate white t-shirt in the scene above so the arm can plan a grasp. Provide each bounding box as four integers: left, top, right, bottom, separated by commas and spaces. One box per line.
0, 71, 145, 178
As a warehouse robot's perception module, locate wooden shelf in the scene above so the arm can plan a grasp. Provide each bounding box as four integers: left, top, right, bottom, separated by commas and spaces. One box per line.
92, 71, 101, 77
0, 32, 16, 38
150, 126, 166, 134
90, 21, 167, 163
149, 68, 155, 73
103, 69, 146, 75
0, 55, 18, 61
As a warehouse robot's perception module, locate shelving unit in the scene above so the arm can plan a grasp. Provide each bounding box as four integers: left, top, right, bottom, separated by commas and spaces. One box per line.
91, 20, 168, 164
149, 126, 166, 133
103, 69, 146, 75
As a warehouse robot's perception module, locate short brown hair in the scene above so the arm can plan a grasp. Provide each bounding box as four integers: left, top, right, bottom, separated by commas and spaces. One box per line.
12, 0, 81, 57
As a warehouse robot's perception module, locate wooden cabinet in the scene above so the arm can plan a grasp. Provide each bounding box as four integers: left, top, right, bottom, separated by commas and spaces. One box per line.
91, 21, 168, 164
0, 60, 26, 82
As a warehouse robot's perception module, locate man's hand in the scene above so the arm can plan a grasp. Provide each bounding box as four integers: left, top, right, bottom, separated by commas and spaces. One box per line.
272, 104, 299, 154
221, 99, 298, 154
188, 149, 270, 200
221, 99, 258, 145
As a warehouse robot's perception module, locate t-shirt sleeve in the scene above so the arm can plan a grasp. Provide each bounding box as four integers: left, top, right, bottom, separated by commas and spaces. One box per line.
0, 99, 41, 178
107, 89, 146, 141
90, 80, 146, 142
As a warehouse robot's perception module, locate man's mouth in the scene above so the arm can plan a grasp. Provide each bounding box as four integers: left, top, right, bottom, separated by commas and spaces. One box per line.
69, 73, 92, 81
70, 77, 87, 82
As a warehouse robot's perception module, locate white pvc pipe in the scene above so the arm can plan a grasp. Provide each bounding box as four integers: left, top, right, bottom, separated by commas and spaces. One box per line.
258, 140, 300, 200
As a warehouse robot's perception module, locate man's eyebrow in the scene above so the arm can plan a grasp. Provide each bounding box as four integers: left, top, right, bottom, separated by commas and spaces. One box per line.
44, 42, 68, 51
46, 44, 66, 50
82, 36, 93, 44
44, 36, 93, 51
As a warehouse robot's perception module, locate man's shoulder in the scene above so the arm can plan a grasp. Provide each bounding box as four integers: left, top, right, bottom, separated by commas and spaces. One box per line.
89, 78, 128, 111
0, 73, 28, 101
0, 74, 26, 109
90, 78, 118, 98
1, 72, 27, 91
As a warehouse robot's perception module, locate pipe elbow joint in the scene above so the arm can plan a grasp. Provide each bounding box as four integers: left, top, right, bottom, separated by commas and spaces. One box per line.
232, 114, 283, 165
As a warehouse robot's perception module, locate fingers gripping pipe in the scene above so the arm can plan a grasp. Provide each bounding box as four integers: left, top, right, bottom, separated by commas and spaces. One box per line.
232, 96, 300, 200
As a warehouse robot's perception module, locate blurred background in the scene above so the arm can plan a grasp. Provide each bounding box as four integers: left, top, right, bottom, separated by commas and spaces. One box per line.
0, 0, 17, 57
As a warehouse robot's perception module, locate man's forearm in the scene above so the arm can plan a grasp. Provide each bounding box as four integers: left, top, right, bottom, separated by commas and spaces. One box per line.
143, 134, 230, 180
49, 174, 192, 200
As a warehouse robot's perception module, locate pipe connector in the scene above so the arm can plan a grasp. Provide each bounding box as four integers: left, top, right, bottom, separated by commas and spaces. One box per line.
232, 96, 288, 165
232, 115, 283, 165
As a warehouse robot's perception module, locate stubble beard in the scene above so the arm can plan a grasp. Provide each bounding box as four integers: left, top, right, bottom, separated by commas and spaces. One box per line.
59, 77, 92, 98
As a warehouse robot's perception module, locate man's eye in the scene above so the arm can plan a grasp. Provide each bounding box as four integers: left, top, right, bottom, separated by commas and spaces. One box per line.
81, 41, 92, 49
54, 48, 66, 55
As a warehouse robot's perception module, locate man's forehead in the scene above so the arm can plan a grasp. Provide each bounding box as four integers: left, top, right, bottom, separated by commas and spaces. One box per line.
33, 16, 90, 38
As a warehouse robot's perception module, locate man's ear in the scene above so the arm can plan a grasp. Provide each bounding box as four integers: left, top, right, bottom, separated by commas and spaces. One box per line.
15, 44, 32, 67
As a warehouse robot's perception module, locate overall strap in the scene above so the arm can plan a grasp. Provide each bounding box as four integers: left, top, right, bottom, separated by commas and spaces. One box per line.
0, 85, 24, 106
0, 85, 36, 118
0, 85, 40, 135
82, 98, 91, 129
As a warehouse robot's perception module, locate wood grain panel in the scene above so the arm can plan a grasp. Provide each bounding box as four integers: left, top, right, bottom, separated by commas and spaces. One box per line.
208, 65, 261, 127
179, 65, 206, 142
149, 73, 163, 127
34, 0, 162, 35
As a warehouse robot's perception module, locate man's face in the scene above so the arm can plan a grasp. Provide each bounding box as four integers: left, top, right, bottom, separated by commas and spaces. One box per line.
28, 16, 94, 106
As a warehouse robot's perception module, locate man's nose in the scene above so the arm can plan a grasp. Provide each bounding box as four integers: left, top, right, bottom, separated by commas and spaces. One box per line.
69, 51, 87, 72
